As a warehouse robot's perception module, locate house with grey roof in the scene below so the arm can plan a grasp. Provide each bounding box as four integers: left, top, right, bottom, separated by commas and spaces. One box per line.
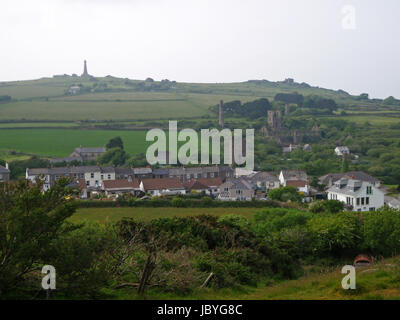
218, 178, 255, 201
249, 172, 280, 192
26, 166, 116, 191
70, 147, 106, 162
319, 171, 381, 188
327, 178, 384, 212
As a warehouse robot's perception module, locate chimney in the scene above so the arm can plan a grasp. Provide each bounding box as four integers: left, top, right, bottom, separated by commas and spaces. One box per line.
5, 162, 9, 170
219, 100, 224, 128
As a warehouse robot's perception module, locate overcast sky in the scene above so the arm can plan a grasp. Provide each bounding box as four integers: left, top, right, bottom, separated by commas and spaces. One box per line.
0, 0, 399, 98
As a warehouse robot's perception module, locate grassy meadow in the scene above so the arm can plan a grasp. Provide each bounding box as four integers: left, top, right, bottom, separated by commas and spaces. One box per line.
0, 129, 149, 158
70, 207, 260, 224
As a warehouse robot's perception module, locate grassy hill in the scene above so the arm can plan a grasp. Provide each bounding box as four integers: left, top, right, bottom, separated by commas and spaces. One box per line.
0, 75, 385, 122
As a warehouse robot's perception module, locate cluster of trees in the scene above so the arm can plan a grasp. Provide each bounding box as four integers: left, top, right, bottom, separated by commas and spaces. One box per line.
210, 98, 272, 120
274, 92, 337, 114
2, 179, 400, 299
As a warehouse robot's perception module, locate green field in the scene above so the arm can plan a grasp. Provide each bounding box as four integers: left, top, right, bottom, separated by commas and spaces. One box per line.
0, 91, 261, 121
70, 207, 260, 224
0, 129, 149, 158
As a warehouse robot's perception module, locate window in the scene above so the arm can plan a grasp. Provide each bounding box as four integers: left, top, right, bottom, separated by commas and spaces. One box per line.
91, 173, 94, 179
203, 173, 207, 178
361, 198, 365, 205
366, 186, 372, 195
356, 198, 360, 206
346, 197, 351, 205
108, 174, 111, 179
210, 172, 215, 178
366, 197, 369, 205
194, 173, 198, 179
224, 188, 228, 192
86, 181, 90, 186
186, 174, 190, 179
369, 207, 376, 211
101, 175, 104, 180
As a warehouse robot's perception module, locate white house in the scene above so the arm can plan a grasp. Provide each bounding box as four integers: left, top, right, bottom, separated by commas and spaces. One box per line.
279, 170, 308, 186
140, 178, 186, 197
327, 178, 384, 212
335, 146, 350, 156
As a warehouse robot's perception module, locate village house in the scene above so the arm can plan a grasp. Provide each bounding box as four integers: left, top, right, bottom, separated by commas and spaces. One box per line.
69, 147, 106, 162
319, 171, 381, 188
218, 178, 254, 201
115, 167, 135, 180
26, 166, 116, 190
249, 171, 280, 192
103, 179, 141, 197
153, 166, 233, 182
0, 163, 10, 182
183, 178, 223, 196
327, 178, 384, 212
335, 146, 350, 157
140, 178, 186, 197
279, 170, 309, 193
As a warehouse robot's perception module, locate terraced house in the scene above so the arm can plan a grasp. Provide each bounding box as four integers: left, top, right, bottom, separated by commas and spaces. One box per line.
26, 166, 116, 190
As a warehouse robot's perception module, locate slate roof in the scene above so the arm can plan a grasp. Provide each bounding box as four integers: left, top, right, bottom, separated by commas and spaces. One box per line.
133, 167, 152, 175
250, 172, 279, 183
327, 179, 372, 196
221, 178, 253, 190
281, 170, 308, 181
319, 171, 380, 185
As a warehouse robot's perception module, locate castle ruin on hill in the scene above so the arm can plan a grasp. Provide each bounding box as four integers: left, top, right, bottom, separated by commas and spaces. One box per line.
261, 108, 321, 145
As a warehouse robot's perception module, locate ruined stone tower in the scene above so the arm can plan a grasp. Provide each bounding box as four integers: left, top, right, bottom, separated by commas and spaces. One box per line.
219, 100, 224, 128
82, 60, 89, 77
267, 110, 282, 131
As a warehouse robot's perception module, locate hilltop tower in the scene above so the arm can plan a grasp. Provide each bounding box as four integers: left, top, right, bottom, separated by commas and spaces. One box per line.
82, 60, 89, 77
219, 100, 224, 128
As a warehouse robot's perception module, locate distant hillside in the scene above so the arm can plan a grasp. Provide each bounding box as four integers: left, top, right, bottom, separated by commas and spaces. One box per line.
0, 75, 394, 122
